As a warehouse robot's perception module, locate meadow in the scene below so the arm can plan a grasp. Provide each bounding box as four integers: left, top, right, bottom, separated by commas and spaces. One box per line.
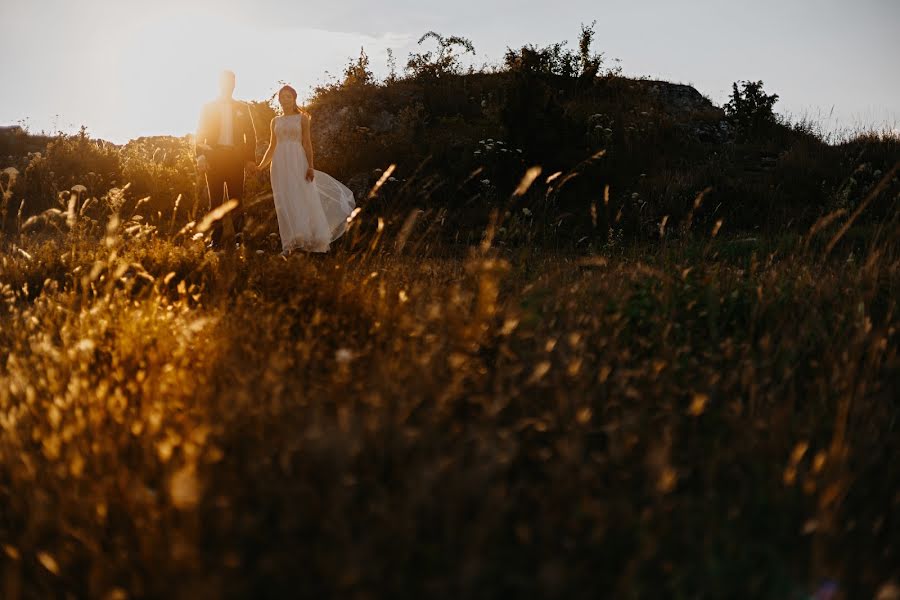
1, 26, 900, 599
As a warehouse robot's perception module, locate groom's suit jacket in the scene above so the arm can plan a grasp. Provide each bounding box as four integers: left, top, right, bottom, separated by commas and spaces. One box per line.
194, 99, 257, 164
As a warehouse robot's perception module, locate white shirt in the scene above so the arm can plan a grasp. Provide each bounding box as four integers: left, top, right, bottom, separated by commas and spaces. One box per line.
218, 101, 234, 147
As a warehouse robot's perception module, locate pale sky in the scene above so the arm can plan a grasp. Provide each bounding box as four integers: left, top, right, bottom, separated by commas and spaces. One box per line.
2, 0, 898, 144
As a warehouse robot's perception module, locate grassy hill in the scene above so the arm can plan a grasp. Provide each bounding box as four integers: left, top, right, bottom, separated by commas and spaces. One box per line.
1, 27, 899, 599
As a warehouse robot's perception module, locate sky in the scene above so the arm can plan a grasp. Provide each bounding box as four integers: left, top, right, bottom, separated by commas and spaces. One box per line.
2, 0, 898, 144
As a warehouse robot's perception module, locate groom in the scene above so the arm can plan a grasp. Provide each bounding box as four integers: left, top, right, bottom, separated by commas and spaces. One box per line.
194, 70, 258, 248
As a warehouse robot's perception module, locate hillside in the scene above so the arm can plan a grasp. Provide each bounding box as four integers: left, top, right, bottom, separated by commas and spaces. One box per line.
1, 29, 899, 599
3, 34, 897, 250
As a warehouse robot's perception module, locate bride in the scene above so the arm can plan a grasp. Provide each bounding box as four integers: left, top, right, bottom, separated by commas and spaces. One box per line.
256, 85, 355, 254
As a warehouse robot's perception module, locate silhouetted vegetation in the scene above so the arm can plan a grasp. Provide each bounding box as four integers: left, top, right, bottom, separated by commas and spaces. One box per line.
1, 25, 899, 600
724, 80, 781, 138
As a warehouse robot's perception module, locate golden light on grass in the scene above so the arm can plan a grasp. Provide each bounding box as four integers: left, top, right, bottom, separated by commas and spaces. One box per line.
169, 464, 202, 511
368, 164, 397, 199
195, 199, 239, 233
688, 393, 709, 416
513, 166, 542, 196
37, 551, 60, 575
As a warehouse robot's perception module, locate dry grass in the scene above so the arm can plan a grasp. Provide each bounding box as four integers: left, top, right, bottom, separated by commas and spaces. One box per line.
1, 205, 898, 598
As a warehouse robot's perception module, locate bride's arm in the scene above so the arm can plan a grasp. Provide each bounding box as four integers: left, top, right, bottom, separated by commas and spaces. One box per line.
302, 113, 315, 181
256, 118, 278, 170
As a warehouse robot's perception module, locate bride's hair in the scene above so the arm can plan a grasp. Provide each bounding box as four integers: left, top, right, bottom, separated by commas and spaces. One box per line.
278, 85, 306, 116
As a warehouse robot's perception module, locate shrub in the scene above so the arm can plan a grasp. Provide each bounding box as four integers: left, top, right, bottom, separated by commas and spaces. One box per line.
503, 21, 604, 81
724, 80, 780, 136
406, 31, 476, 80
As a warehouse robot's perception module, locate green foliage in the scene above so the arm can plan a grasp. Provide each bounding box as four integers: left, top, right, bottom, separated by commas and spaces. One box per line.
406, 31, 476, 80
120, 135, 200, 219
503, 21, 604, 80
724, 80, 780, 135
44, 127, 122, 193
342, 46, 375, 87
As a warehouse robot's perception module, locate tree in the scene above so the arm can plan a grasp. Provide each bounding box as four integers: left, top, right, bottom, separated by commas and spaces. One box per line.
724, 80, 780, 134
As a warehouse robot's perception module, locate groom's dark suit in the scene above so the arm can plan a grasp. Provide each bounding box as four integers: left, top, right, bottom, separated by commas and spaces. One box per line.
195, 99, 257, 247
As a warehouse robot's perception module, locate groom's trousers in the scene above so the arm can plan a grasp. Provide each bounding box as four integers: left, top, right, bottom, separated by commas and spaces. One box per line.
205, 146, 246, 247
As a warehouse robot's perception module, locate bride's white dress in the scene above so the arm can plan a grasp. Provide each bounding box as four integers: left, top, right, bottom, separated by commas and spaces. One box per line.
270, 114, 355, 253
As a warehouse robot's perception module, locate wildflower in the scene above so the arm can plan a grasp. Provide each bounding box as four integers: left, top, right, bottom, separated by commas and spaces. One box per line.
522, 208, 532, 216
480, 179, 491, 186
71, 184, 87, 194
335, 348, 354, 364
474, 150, 481, 155
2, 167, 19, 177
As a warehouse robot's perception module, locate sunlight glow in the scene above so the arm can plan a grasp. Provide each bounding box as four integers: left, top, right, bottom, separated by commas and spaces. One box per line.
57, 7, 407, 142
